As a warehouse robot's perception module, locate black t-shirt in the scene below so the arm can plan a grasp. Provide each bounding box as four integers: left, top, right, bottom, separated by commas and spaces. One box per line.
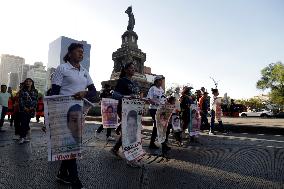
115, 77, 139, 96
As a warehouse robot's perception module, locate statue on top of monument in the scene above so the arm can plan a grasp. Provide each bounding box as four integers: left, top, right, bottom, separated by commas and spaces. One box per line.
125, 6, 135, 31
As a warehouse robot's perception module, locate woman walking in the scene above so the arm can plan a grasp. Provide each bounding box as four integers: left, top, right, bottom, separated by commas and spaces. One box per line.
111, 62, 141, 167
147, 76, 167, 150
51, 43, 96, 188
18, 78, 38, 144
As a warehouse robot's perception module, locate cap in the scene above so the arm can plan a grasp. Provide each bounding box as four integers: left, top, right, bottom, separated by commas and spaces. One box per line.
154, 75, 165, 82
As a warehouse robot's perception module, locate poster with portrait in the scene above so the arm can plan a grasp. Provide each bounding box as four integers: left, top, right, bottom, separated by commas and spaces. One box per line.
171, 113, 181, 132
189, 104, 201, 136
156, 104, 175, 143
215, 97, 223, 121
0, 105, 2, 118
44, 95, 84, 162
121, 98, 145, 161
101, 98, 118, 128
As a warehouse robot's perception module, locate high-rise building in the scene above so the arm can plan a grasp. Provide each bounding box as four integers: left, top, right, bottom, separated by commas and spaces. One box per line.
18, 64, 34, 83
8, 73, 19, 90
48, 36, 91, 70
0, 54, 25, 85
27, 62, 47, 94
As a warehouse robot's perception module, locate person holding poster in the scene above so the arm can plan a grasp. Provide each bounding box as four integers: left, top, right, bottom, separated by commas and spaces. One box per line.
111, 62, 142, 168
147, 75, 167, 150
50, 43, 96, 188
209, 88, 224, 135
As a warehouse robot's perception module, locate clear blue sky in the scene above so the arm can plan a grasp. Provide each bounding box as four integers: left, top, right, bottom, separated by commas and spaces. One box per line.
0, 0, 283, 99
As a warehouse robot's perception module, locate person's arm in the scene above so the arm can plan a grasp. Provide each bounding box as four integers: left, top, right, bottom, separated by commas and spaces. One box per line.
50, 65, 64, 96
85, 84, 97, 102
31, 90, 38, 110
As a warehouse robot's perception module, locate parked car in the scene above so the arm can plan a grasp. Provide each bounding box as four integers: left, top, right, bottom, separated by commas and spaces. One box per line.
239, 109, 273, 117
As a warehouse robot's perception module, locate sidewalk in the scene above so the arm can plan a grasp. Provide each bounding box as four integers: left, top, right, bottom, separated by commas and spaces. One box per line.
0, 120, 284, 189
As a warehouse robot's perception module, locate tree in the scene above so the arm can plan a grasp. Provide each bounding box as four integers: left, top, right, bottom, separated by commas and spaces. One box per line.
257, 62, 284, 106
235, 98, 265, 110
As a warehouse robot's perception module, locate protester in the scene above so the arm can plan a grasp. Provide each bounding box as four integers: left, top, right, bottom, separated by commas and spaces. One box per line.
180, 86, 194, 131
111, 62, 141, 168
96, 84, 115, 141
7, 87, 14, 122
199, 91, 210, 130
209, 88, 225, 135
18, 78, 38, 144
51, 43, 96, 188
0, 85, 11, 132
147, 75, 167, 150
36, 97, 44, 123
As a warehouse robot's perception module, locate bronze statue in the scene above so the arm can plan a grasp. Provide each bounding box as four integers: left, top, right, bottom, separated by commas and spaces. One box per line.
125, 6, 135, 31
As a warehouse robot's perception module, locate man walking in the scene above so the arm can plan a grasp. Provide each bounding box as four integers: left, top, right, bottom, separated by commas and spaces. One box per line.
0, 85, 11, 132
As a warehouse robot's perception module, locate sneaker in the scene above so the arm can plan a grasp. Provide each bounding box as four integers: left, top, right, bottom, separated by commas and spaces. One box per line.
110, 148, 121, 159
177, 142, 184, 147
107, 136, 115, 141
56, 172, 72, 184
208, 131, 215, 135
149, 143, 159, 150
126, 161, 141, 168
19, 138, 25, 144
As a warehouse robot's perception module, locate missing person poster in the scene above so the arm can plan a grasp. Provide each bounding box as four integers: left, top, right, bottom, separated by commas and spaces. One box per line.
189, 104, 201, 136
101, 98, 118, 128
171, 113, 181, 132
156, 104, 175, 143
122, 98, 145, 161
44, 95, 84, 161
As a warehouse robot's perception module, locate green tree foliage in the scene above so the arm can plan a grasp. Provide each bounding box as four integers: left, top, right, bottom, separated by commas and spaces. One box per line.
236, 98, 265, 110
256, 62, 284, 106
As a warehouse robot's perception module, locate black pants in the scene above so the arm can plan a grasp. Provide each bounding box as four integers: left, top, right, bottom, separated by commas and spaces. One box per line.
165, 124, 182, 143
0, 106, 8, 128
19, 112, 31, 138
149, 109, 157, 144
97, 125, 112, 137
59, 159, 78, 179
14, 112, 20, 135
113, 134, 122, 151
201, 110, 209, 130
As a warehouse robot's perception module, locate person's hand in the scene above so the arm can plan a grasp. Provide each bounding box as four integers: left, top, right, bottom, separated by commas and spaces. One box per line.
73, 91, 87, 100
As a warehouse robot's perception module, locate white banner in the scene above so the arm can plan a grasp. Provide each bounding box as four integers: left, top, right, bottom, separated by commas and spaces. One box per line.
122, 98, 145, 161
189, 104, 201, 136
44, 95, 84, 161
101, 98, 118, 128
156, 104, 175, 143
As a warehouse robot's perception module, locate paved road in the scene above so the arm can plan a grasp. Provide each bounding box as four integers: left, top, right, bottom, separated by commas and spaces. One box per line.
0, 119, 284, 189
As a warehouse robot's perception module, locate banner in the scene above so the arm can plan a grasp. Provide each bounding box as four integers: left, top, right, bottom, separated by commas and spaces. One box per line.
101, 98, 118, 128
122, 98, 145, 161
44, 95, 84, 161
171, 113, 181, 132
189, 104, 201, 136
156, 104, 175, 143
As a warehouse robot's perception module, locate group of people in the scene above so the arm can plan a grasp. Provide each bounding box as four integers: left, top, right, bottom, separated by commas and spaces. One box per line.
0, 79, 39, 144
0, 42, 226, 189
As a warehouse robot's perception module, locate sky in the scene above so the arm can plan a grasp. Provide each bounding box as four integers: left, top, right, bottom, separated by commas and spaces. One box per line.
0, 0, 283, 99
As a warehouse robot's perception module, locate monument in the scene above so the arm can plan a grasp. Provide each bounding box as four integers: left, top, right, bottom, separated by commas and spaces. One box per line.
101, 6, 152, 96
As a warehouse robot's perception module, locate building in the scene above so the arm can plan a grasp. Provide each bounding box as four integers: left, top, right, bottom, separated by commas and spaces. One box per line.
27, 62, 47, 94
0, 54, 25, 85
8, 73, 19, 90
18, 64, 34, 83
48, 36, 91, 70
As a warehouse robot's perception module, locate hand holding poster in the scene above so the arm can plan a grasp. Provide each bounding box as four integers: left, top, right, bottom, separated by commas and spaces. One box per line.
44, 95, 84, 161
156, 104, 175, 143
122, 98, 145, 161
101, 98, 118, 128
189, 104, 201, 136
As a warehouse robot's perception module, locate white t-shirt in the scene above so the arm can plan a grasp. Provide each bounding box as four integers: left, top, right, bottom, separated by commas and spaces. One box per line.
147, 86, 166, 109
0, 92, 11, 107
52, 62, 93, 95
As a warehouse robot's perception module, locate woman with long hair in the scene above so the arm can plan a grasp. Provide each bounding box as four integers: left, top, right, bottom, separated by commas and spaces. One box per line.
111, 62, 141, 167
18, 78, 38, 144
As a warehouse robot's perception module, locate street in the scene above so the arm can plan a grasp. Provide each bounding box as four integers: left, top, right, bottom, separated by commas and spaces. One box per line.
0, 119, 284, 189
